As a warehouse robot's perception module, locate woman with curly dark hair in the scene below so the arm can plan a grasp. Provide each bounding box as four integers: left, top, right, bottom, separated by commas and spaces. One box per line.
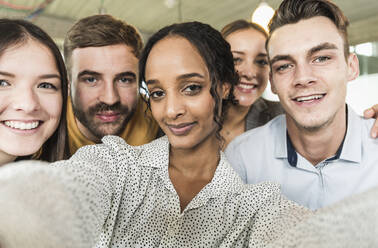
0, 21, 309, 247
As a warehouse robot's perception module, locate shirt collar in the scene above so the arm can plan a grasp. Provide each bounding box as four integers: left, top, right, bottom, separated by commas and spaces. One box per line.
277, 105, 361, 167
139, 136, 245, 210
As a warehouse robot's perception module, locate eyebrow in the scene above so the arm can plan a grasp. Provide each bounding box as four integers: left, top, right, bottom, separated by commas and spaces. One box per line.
0, 70, 60, 79
270, 55, 295, 65
270, 42, 338, 65
177, 72, 204, 81
0, 71, 14, 77
308, 42, 337, 57
146, 72, 205, 86
114, 71, 136, 79
77, 70, 102, 78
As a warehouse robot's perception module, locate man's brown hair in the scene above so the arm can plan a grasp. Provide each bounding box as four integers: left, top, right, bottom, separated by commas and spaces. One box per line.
267, 0, 350, 59
64, 14, 143, 77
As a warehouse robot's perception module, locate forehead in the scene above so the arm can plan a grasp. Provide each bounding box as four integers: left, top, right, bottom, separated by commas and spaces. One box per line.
268, 16, 344, 58
226, 28, 266, 51
145, 36, 208, 79
70, 44, 138, 71
0, 39, 57, 72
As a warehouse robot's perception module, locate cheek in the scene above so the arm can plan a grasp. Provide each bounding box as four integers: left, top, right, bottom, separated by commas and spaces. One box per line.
39, 93, 63, 124
119, 86, 138, 106
0, 95, 8, 113
189, 95, 215, 121
257, 69, 269, 87
150, 101, 165, 128
74, 86, 96, 107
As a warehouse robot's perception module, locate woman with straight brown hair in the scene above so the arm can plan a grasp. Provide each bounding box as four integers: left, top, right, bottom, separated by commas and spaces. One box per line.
0, 19, 69, 165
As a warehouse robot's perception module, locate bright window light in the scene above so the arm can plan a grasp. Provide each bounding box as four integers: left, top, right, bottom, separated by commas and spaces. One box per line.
355, 42, 373, 57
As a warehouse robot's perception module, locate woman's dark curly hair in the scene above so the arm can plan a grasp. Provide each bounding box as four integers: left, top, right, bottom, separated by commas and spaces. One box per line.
139, 21, 239, 145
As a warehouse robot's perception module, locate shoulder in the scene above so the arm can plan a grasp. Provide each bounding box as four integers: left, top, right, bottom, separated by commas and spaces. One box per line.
261, 98, 284, 114
348, 108, 377, 145
228, 114, 284, 152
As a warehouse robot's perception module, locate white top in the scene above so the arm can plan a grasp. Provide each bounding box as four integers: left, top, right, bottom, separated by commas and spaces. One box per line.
0, 136, 309, 248
226, 107, 378, 210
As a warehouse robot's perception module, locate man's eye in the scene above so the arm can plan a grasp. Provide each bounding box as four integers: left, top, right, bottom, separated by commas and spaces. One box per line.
38, 82, 57, 90
275, 64, 292, 72
118, 77, 134, 84
0, 79, 10, 87
314, 56, 331, 63
84, 77, 97, 83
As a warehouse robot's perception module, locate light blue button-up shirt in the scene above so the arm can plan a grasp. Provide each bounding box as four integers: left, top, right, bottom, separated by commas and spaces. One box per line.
225, 106, 378, 210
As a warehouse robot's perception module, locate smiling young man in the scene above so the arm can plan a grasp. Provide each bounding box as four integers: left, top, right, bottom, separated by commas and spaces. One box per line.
64, 15, 159, 155
226, 0, 378, 209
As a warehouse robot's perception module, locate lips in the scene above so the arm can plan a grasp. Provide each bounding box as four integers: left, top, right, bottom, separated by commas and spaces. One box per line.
3, 120, 41, 130
293, 94, 326, 102
166, 122, 196, 136
96, 112, 120, 122
236, 82, 258, 93
292, 93, 326, 103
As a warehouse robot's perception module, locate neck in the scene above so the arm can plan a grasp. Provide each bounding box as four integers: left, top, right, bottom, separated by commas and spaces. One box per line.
169, 135, 220, 178
0, 152, 16, 167
221, 104, 251, 149
75, 118, 101, 143
287, 106, 347, 166
225, 103, 251, 127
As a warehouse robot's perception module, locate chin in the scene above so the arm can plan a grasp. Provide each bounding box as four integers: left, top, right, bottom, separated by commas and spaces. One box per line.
293, 115, 332, 131
167, 136, 195, 150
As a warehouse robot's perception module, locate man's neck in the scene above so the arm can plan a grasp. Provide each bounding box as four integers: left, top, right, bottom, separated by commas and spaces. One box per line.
287, 107, 347, 166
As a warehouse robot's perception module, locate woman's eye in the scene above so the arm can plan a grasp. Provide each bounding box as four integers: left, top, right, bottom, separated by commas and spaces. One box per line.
0, 79, 10, 87
183, 84, 202, 95
118, 77, 135, 84
233, 57, 242, 65
256, 59, 268, 66
38, 82, 57, 90
150, 90, 165, 99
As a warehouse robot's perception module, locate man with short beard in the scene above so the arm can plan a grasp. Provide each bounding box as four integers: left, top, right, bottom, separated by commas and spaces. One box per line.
64, 14, 159, 155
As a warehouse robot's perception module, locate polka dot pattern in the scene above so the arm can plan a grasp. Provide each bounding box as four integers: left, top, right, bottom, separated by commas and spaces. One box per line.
6, 135, 312, 247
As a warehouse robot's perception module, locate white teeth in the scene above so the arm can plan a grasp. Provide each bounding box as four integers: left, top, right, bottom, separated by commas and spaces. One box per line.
238, 84, 257, 89
4, 121, 39, 130
296, 94, 324, 102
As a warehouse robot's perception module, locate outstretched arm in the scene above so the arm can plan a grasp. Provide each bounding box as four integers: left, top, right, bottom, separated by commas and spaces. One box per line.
364, 104, 378, 138
0, 142, 119, 248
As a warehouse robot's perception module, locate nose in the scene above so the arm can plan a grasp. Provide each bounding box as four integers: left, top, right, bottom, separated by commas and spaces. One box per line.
293, 63, 316, 87
164, 92, 185, 120
237, 59, 255, 80
12, 87, 40, 113
98, 81, 120, 105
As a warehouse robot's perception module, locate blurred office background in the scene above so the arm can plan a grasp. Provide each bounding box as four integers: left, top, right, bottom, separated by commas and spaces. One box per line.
0, 0, 376, 114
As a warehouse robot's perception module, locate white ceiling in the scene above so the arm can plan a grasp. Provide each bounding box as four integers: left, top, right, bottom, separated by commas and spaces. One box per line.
1, 0, 378, 45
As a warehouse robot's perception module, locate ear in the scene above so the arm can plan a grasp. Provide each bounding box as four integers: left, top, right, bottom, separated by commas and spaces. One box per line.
347, 53, 359, 82
222, 82, 231, 99
269, 72, 277, 95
